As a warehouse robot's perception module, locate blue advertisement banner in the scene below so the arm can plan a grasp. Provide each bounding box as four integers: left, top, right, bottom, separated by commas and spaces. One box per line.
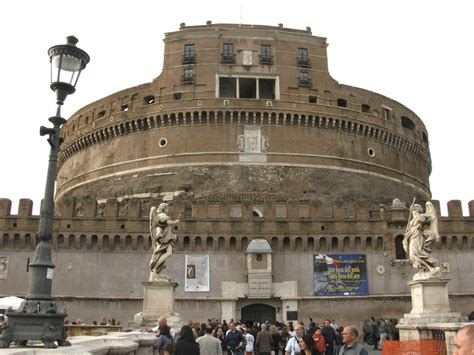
313, 254, 368, 296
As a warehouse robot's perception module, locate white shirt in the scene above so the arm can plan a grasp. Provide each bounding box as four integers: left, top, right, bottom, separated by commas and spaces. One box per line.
152, 325, 176, 338
285, 336, 301, 355
245, 333, 254, 351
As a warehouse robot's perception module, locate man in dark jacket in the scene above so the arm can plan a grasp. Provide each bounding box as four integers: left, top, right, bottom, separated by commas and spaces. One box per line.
226, 322, 244, 354
322, 319, 335, 355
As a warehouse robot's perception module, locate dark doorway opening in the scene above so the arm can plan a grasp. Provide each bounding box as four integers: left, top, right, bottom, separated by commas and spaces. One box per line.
241, 304, 276, 325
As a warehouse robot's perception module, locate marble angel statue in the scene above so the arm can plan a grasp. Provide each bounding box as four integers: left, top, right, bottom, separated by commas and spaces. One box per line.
149, 203, 181, 275
403, 200, 442, 280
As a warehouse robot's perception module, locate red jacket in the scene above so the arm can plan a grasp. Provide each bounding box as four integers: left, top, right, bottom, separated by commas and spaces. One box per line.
312, 333, 326, 354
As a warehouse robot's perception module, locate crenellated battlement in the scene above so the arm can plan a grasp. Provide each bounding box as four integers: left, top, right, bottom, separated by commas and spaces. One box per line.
1, 197, 474, 219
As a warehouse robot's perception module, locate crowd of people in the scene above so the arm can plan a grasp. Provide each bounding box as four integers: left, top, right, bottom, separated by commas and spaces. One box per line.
64, 317, 122, 326
146, 316, 369, 355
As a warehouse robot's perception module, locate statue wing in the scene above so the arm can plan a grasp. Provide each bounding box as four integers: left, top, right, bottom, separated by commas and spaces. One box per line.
424, 202, 440, 243
149, 206, 157, 239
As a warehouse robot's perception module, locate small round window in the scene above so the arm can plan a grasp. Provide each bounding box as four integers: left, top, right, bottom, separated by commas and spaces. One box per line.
159, 138, 168, 148
367, 148, 375, 157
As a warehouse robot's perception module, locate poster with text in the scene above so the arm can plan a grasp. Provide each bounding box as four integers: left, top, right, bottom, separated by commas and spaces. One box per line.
185, 255, 210, 292
313, 254, 368, 296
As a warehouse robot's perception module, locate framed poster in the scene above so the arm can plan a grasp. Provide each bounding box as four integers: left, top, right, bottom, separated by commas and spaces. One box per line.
314, 254, 368, 296
185, 255, 210, 292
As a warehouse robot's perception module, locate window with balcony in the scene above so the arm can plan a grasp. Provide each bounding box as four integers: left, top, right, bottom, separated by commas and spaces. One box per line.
183, 44, 196, 64
297, 48, 310, 67
298, 71, 311, 87
182, 68, 194, 83
260, 44, 273, 65
222, 43, 235, 63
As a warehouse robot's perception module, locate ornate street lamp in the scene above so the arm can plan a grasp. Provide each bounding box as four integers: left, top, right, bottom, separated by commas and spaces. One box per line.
0, 36, 89, 349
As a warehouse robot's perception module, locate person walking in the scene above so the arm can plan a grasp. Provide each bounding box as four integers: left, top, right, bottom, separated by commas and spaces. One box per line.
285, 324, 303, 355
299, 334, 321, 355
312, 328, 326, 355
255, 324, 273, 355
226, 321, 245, 355
244, 327, 255, 355
339, 326, 368, 355
197, 326, 223, 355
270, 325, 282, 355
321, 320, 335, 355
154, 324, 174, 355
175, 325, 199, 355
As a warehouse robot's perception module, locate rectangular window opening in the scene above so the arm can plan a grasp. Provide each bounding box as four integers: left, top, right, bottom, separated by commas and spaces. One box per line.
219, 77, 237, 98
222, 43, 235, 63
260, 45, 272, 65
240, 78, 257, 99
183, 68, 194, 83
383, 107, 392, 120
259, 79, 275, 100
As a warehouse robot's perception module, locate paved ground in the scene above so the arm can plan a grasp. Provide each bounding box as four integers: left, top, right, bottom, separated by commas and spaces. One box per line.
363, 342, 383, 355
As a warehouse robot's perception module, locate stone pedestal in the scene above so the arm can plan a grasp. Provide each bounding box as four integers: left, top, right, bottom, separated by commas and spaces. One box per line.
133, 275, 183, 328
398, 278, 464, 341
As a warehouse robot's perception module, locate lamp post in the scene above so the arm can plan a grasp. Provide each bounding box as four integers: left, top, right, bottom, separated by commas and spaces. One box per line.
0, 36, 89, 349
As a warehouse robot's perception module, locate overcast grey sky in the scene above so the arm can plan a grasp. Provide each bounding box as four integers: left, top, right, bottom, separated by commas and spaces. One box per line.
0, 0, 473, 215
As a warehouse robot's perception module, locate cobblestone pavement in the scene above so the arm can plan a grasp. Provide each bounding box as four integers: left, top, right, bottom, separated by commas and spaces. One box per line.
363, 342, 383, 355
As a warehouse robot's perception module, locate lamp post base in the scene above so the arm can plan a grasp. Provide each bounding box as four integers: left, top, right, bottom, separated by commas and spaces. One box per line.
0, 312, 70, 348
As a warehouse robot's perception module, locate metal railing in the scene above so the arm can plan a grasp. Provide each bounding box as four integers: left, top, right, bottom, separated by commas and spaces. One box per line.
182, 54, 196, 64
297, 57, 311, 68
221, 53, 236, 64
259, 55, 273, 65
181, 74, 195, 84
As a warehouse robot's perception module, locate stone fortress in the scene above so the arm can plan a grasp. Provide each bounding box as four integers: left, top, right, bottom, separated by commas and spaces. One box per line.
0, 23, 473, 326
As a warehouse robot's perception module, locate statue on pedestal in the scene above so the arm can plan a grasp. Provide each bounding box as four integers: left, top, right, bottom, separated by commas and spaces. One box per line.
403, 200, 441, 280
149, 203, 180, 277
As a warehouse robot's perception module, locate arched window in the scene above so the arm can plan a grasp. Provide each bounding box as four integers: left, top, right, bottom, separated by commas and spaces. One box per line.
230, 237, 237, 251
253, 207, 264, 218
195, 236, 202, 251
241, 237, 249, 251
319, 237, 327, 250
366, 237, 372, 250
376, 237, 384, 251
206, 236, 213, 251
283, 237, 290, 252
91, 235, 98, 249
183, 236, 191, 250
218, 237, 225, 251
114, 235, 121, 250
125, 235, 133, 250
271, 237, 279, 251
331, 237, 339, 250
401, 116, 415, 131
343, 237, 350, 250
395, 235, 406, 259
295, 237, 303, 251
80, 235, 87, 249
354, 237, 361, 250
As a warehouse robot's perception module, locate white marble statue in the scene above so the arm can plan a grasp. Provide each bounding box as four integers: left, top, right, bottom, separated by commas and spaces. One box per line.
403, 200, 442, 280
149, 203, 180, 275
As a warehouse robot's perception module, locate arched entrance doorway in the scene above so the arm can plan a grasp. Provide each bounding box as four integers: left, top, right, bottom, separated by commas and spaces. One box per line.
241, 304, 276, 324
